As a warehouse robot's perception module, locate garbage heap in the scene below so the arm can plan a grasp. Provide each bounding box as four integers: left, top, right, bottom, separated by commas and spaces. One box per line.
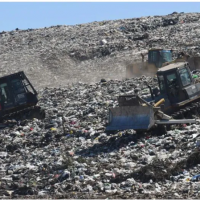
0, 12, 200, 88
1, 76, 200, 199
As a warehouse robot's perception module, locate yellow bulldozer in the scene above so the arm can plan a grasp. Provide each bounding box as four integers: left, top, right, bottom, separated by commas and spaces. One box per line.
126, 48, 200, 78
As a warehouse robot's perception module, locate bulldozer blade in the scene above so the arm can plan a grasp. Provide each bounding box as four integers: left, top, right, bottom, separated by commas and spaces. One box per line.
106, 106, 155, 131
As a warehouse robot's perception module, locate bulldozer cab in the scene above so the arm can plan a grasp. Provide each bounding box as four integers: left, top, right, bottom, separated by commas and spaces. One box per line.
156, 62, 195, 108
126, 49, 173, 78
0, 71, 38, 117
148, 49, 172, 68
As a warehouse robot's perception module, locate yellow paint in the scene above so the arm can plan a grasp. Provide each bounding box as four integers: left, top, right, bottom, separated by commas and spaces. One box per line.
154, 98, 165, 107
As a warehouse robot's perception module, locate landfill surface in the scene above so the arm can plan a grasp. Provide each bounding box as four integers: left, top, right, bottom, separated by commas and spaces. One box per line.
0, 12, 200, 88
1, 12, 200, 199
1, 77, 200, 198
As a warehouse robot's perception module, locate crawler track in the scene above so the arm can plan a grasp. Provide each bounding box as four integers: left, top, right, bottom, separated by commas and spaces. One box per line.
1, 106, 45, 121
172, 101, 200, 119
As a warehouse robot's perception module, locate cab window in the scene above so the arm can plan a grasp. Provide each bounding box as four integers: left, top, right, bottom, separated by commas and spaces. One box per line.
158, 75, 166, 93
161, 51, 172, 62
11, 79, 25, 94
149, 51, 158, 62
179, 67, 192, 87
0, 83, 12, 104
166, 73, 178, 88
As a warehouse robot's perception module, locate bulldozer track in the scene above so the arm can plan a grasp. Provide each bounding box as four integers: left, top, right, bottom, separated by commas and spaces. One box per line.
171, 101, 200, 120
1, 106, 45, 121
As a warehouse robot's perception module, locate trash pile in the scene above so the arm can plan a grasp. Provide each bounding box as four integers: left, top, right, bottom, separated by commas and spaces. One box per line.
0, 12, 200, 88
1, 77, 200, 199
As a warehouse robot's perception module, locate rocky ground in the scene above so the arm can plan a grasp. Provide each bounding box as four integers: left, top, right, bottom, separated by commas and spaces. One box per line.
1, 12, 200, 199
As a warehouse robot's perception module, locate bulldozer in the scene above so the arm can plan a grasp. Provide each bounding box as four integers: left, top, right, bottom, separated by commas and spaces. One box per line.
106, 61, 200, 131
0, 71, 45, 121
126, 48, 200, 78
